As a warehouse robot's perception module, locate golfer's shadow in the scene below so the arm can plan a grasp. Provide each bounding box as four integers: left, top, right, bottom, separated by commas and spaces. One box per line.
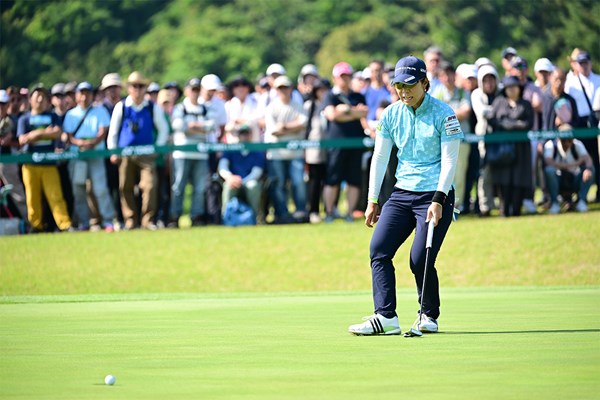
440, 328, 600, 335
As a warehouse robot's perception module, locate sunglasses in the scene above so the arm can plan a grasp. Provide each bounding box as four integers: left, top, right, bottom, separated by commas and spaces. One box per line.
131, 84, 146, 89
393, 82, 418, 90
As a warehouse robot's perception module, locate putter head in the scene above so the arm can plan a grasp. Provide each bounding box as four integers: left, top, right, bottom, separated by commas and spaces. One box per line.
403, 327, 423, 337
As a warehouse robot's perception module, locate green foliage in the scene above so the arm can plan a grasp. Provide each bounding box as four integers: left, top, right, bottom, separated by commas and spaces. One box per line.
1, 0, 599, 88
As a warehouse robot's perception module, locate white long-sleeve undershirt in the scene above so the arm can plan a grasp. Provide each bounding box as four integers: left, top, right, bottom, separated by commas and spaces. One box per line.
367, 135, 461, 203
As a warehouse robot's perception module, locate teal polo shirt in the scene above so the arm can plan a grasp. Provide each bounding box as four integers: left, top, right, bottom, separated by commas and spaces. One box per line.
376, 93, 463, 192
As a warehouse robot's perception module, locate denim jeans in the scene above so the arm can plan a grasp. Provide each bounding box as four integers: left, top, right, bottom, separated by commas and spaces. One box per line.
268, 158, 306, 218
69, 158, 115, 228
544, 165, 595, 203
170, 158, 209, 219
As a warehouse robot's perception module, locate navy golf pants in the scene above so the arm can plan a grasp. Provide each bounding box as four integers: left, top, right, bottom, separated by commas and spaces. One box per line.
370, 188, 455, 320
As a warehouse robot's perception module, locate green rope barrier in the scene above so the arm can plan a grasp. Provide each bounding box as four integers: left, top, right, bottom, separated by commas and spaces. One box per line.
1, 128, 598, 164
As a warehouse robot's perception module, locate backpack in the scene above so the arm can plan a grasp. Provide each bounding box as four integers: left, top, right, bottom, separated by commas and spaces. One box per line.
223, 197, 256, 227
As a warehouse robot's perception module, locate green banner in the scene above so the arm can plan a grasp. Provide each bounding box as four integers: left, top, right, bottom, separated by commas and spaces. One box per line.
1, 128, 598, 164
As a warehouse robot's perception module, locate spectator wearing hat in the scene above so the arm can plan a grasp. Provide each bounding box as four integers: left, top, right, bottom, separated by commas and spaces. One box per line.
431, 61, 473, 214
349, 71, 364, 95
565, 48, 600, 201
475, 57, 496, 70
534, 58, 555, 93
169, 77, 214, 228
501, 47, 518, 77
199, 74, 229, 224
98, 72, 124, 227
264, 75, 308, 224
303, 79, 331, 223
543, 128, 595, 214
63, 82, 77, 111
488, 75, 534, 217
100, 73, 123, 114
471, 64, 500, 216
322, 62, 369, 223
146, 82, 160, 104
50, 83, 68, 123
218, 125, 266, 221
257, 64, 304, 124
455, 63, 481, 214
225, 76, 260, 143
17, 84, 72, 232
508, 55, 544, 214
297, 64, 320, 101
0, 89, 29, 224
63, 82, 115, 231
106, 71, 170, 230
48, 82, 75, 228
163, 82, 183, 108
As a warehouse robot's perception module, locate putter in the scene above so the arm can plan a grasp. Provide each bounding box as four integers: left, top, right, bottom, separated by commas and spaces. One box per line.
404, 219, 435, 338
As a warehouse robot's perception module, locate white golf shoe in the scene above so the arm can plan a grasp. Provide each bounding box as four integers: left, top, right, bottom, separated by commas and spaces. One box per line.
348, 314, 401, 336
413, 313, 438, 333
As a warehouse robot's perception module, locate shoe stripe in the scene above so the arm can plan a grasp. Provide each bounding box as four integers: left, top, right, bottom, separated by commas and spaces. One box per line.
372, 317, 384, 334
369, 319, 378, 334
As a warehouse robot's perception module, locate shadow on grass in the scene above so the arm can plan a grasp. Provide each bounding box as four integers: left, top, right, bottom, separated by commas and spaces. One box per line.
440, 328, 600, 335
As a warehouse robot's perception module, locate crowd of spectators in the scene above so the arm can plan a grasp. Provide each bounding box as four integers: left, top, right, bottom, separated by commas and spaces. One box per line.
0, 45, 598, 233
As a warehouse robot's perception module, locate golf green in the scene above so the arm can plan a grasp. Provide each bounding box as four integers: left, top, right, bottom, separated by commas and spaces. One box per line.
1, 287, 598, 399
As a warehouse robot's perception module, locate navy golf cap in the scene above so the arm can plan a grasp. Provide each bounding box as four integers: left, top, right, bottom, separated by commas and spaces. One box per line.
391, 56, 427, 85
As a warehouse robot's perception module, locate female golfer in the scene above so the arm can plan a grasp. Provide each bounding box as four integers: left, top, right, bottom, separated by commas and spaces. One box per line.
348, 56, 463, 335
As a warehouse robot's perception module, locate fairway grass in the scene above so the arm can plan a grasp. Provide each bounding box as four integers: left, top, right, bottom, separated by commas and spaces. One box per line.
1, 211, 600, 296
1, 287, 599, 399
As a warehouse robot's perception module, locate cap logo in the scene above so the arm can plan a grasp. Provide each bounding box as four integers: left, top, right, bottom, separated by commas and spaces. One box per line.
405, 76, 415, 82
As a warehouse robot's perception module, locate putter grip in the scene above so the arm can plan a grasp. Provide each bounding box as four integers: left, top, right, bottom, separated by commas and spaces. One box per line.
426, 219, 435, 248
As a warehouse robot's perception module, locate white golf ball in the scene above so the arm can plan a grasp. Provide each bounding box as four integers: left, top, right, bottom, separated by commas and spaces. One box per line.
104, 375, 116, 385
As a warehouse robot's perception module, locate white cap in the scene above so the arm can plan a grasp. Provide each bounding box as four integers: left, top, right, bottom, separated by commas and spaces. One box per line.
362, 67, 372, 80
200, 74, 222, 91
300, 64, 319, 77
0, 89, 9, 103
266, 63, 286, 76
273, 75, 293, 88
456, 63, 478, 79
475, 57, 495, 69
534, 58, 555, 73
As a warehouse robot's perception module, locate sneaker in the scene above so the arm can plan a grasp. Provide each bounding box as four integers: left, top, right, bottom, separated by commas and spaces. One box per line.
523, 199, 537, 214
309, 212, 321, 224
344, 214, 354, 223
348, 314, 401, 336
412, 313, 438, 333
144, 223, 158, 231
103, 224, 115, 233
548, 202, 561, 214
324, 214, 335, 223
575, 199, 588, 213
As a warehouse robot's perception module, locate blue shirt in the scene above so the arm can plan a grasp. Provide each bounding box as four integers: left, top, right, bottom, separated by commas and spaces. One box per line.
364, 86, 391, 121
63, 105, 111, 151
377, 93, 463, 192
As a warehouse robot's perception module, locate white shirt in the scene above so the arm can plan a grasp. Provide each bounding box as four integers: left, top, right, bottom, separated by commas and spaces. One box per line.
264, 98, 307, 160
565, 71, 600, 117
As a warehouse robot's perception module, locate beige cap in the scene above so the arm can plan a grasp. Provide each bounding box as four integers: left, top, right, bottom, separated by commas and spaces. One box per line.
100, 73, 122, 90
126, 71, 149, 86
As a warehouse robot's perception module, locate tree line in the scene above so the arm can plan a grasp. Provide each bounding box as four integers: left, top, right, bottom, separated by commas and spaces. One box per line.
1, 0, 598, 88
